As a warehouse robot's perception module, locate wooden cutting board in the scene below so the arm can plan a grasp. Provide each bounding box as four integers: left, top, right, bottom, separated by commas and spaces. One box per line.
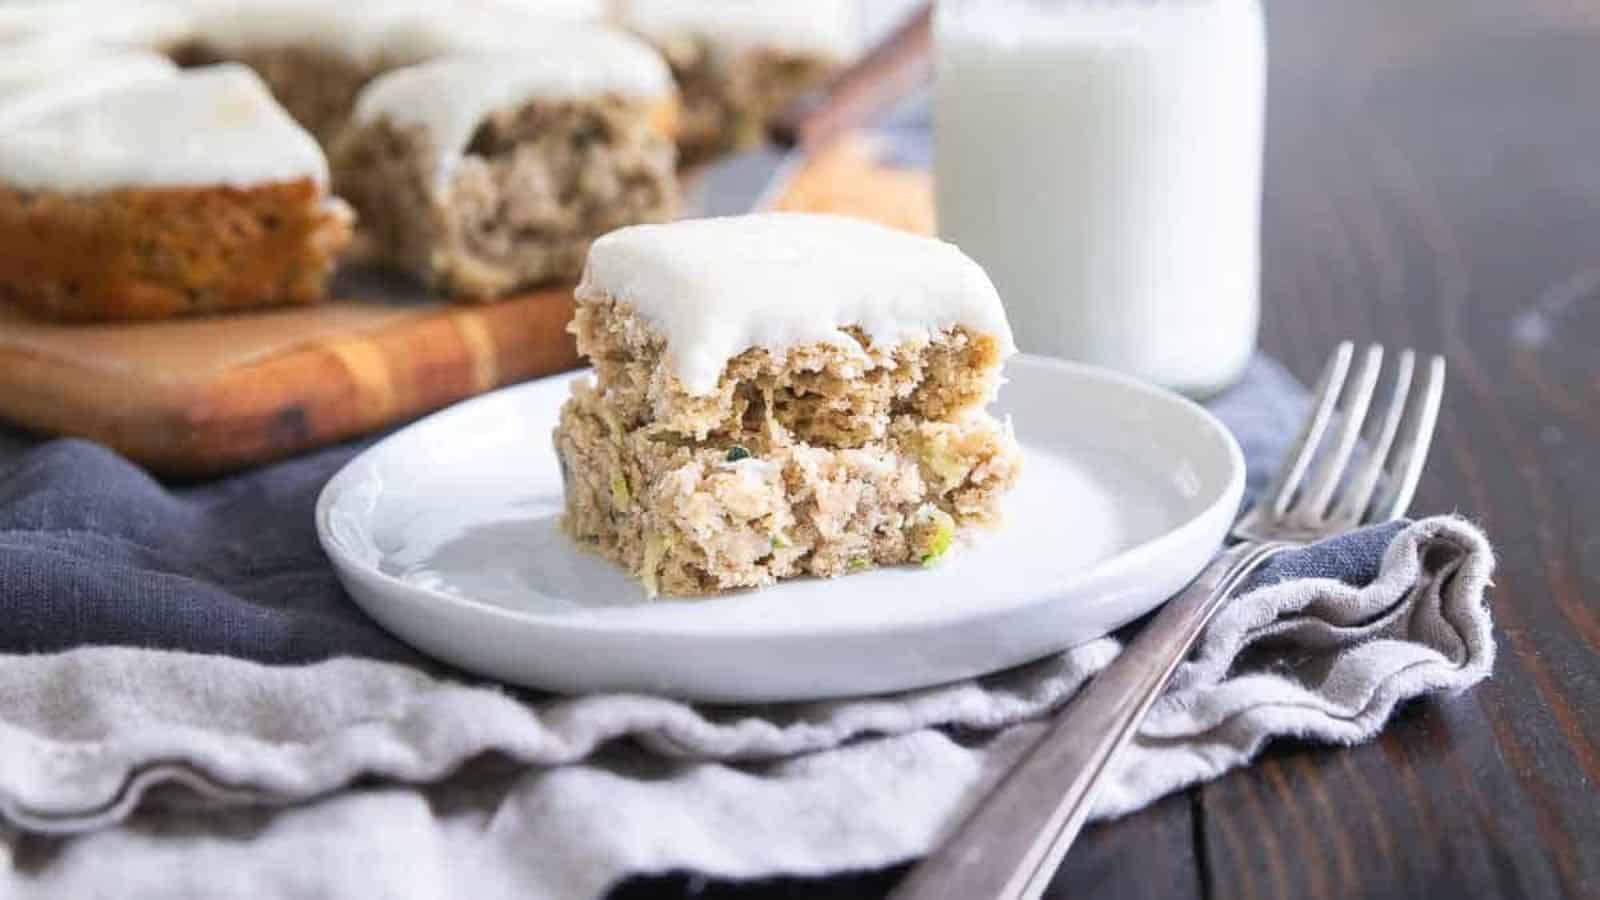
0, 138, 935, 478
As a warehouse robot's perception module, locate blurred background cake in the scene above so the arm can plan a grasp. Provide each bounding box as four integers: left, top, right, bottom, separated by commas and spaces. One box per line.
0, 63, 351, 321
617, 0, 860, 165
168, 0, 608, 144
332, 34, 679, 300
0, 0, 880, 319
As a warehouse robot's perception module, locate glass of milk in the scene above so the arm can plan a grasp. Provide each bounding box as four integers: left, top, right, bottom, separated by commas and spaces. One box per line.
934, 0, 1266, 396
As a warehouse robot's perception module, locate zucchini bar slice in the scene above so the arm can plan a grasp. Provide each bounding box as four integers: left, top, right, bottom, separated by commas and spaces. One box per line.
331, 32, 679, 301
554, 212, 1022, 596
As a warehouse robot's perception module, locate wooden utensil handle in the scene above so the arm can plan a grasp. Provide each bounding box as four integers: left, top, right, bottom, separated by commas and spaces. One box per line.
769, 4, 934, 151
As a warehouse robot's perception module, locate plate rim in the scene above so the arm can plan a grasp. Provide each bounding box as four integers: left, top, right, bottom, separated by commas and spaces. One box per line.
316, 353, 1246, 639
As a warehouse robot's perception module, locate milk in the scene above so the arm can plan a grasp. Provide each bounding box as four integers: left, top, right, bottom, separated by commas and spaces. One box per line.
935, 0, 1265, 396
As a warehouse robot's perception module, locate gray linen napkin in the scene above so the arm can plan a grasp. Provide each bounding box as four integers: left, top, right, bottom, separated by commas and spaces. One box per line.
0, 359, 1497, 898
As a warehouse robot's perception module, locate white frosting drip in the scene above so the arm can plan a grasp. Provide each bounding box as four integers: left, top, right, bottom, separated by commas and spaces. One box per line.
0, 1, 193, 48
0, 64, 329, 192
621, 0, 859, 57
579, 213, 1016, 395
0, 41, 177, 123
353, 32, 672, 189
183, 0, 607, 63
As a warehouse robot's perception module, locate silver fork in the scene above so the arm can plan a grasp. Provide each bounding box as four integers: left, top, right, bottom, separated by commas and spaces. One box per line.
891, 343, 1447, 900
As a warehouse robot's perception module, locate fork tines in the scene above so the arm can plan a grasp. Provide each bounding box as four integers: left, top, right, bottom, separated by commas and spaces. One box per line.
1261, 342, 1446, 534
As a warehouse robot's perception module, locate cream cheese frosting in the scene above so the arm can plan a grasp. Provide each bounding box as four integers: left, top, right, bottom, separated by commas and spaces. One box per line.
619, 0, 859, 58
0, 1, 193, 48
578, 213, 1017, 395
182, 0, 608, 63
0, 63, 328, 192
181, 1, 429, 62
0, 40, 178, 121
352, 32, 673, 189
407, 0, 612, 49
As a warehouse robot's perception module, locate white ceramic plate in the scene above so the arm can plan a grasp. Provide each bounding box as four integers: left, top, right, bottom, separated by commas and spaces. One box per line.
317, 355, 1245, 702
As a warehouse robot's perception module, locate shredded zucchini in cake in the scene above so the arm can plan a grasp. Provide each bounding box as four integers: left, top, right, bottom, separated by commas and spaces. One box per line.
640, 532, 672, 598
912, 505, 957, 567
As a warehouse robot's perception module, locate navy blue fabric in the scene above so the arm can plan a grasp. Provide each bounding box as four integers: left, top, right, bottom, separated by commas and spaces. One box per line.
0, 356, 1400, 667
0, 437, 423, 665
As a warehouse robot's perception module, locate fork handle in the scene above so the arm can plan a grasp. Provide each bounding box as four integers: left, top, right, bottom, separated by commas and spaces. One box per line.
890, 540, 1290, 900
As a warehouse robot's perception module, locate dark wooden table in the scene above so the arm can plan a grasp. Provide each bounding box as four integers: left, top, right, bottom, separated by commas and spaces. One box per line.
618, 0, 1600, 896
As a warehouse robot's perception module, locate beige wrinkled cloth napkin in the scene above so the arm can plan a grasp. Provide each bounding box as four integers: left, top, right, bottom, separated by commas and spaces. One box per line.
0, 516, 1494, 899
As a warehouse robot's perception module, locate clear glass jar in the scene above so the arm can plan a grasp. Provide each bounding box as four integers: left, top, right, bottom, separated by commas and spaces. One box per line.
934, 0, 1266, 396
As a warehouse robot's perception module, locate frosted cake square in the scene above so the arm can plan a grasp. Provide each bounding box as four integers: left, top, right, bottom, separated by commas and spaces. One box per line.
0, 64, 352, 322
620, 0, 858, 165
331, 31, 679, 301
555, 213, 1022, 597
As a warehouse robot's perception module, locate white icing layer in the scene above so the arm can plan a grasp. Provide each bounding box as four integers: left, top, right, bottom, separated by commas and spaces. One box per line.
183, 0, 607, 63
0, 64, 329, 192
0, 1, 193, 48
383, 13, 622, 60
579, 213, 1016, 395
182, 1, 426, 62
0, 41, 177, 123
352, 33, 673, 189
621, 0, 859, 57
475, 0, 610, 19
